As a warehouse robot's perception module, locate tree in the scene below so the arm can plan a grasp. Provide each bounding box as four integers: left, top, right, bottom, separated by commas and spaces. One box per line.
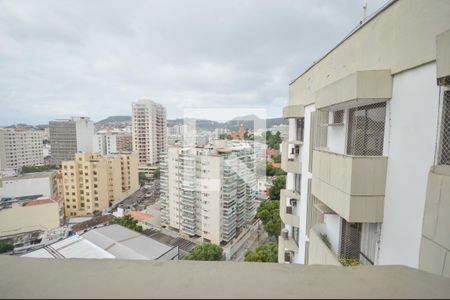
21, 164, 57, 173
266, 131, 282, 149
111, 215, 143, 233
138, 172, 147, 186
272, 154, 281, 163
0, 242, 14, 254
153, 167, 160, 179
256, 200, 282, 237
244, 243, 278, 262
268, 175, 286, 200
184, 243, 224, 261
266, 163, 286, 177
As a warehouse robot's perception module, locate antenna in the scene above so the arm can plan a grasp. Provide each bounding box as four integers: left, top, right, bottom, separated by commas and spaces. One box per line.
362, 0, 368, 22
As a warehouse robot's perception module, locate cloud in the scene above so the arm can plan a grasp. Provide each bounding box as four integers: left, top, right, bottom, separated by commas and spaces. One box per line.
0, 0, 388, 125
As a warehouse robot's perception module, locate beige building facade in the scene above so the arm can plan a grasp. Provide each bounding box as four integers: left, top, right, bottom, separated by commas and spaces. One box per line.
61, 152, 139, 217
278, 0, 450, 279
0, 128, 44, 171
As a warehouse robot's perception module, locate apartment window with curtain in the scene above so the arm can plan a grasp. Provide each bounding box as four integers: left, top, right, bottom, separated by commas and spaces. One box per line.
347, 102, 386, 156
292, 226, 299, 246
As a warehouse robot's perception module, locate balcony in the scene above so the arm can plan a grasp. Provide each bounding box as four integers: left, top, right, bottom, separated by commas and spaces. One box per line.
308, 224, 342, 266
280, 189, 300, 227
1, 256, 449, 298
312, 148, 388, 223
283, 104, 304, 119
278, 230, 299, 252
281, 141, 302, 174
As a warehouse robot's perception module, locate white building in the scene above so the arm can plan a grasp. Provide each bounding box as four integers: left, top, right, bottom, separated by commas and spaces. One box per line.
94, 130, 133, 156
132, 100, 167, 170
49, 117, 95, 165
160, 141, 256, 245
278, 0, 450, 279
0, 171, 57, 199
0, 128, 44, 171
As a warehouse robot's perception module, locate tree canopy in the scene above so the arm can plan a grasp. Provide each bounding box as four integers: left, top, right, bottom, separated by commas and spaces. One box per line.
268, 175, 286, 200
0, 242, 14, 254
184, 243, 224, 261
265, 131, 283, 149
244, 242, 278, 262
21, 164, 57, 173
256, 200, 282, 237
111, 215, 143, 233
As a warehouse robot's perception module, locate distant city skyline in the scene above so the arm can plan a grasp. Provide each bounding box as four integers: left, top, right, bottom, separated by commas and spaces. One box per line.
0, 0, 388, 125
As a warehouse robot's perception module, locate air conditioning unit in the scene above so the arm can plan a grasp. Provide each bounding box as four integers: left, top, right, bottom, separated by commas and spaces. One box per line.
284, 251, 292, 263
282, 229, 289, 240
289, 199, 297, 207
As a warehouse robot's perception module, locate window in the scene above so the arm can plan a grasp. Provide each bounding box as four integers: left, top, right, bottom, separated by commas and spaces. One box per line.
347, 103, 386, 156
292, 226, 299, 246
296, 118, 304, 141
438, 91, 450, 165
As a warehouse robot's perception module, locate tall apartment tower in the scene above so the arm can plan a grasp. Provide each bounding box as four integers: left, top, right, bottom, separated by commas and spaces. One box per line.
277, 0, 450, 279
160, 142, 256, 245
94, 132, 132, 156
132, 100, 167, 171
61, 152, 139, 217
49, 117, 95, 165
0, 128, 44, 171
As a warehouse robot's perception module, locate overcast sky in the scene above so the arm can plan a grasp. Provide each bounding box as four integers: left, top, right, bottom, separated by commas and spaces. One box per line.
0, 0, 388, 125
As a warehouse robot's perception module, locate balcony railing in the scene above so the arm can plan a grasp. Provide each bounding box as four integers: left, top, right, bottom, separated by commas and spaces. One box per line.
311, 148, 387, 223
308, 224, 342, 266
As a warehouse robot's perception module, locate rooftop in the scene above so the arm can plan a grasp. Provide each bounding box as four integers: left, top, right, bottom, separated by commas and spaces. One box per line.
0, 256, 449, 299
23, 224, 177, 261
1, 171, 55, 181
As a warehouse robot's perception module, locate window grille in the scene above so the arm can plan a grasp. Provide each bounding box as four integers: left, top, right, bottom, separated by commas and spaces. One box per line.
309, 111, 328, 172
332, 110, 344, 124
438, 90, 450, 165
339, 220, 361, 262
347, 102, 386, 156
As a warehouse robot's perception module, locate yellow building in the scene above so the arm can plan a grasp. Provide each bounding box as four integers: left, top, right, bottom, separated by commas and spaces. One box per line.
61, 152, 139, 217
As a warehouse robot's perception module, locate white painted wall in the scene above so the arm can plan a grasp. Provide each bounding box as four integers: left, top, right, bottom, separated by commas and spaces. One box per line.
294, 103, 316, 264
326, 110, 348, 154
324, 214, 341, 255
0, 175, 53, 198
75, 118, 94, 153
379, 62, 440, 268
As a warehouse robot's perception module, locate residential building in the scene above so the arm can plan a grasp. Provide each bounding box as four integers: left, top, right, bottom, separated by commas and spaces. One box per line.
93, 131, 132, 155
160, 141, 256, 245
61, 152, 139, 217
49, 117, 95, 165
277, 0, 450, 279
0, 171, 58, 199
0, 197, 63, 248
270, 124, 289, 139
0, 128, 44, 171
23, 224, 179, 260
131, 100, 167, 172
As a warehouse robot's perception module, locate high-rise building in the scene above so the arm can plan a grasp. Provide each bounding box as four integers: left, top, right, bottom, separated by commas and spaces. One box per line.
160, 141, 256, 245
94, 132, 132, 156
132, 100, 167, 172
61, 152, 139, 217
277, 0, 450, 279
49, 117, 95, 165
0, 128, 44, 171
